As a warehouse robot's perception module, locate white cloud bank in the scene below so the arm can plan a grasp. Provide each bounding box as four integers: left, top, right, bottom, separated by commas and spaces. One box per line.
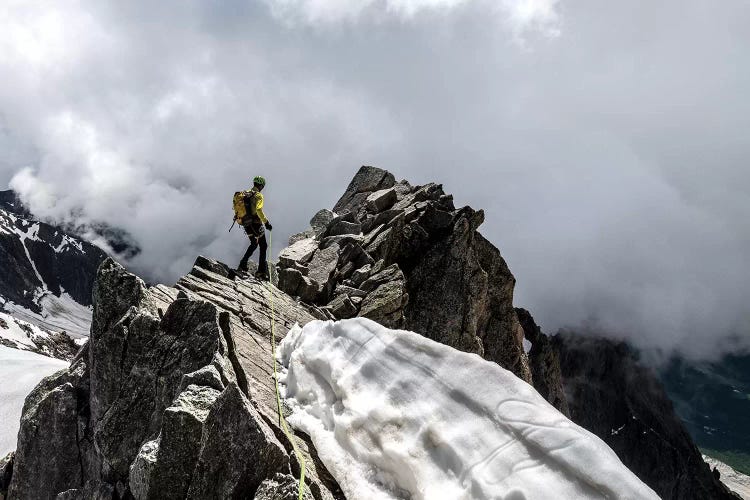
1, 0, 749, 360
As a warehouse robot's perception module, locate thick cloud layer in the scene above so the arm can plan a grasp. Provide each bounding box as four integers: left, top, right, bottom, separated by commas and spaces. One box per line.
1, 0, 748, 359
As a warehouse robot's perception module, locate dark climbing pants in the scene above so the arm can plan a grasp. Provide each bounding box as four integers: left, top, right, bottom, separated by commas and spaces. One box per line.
239, 222, 267, 273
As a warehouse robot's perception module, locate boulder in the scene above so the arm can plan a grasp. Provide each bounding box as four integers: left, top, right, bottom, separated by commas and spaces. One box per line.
288, 229, 315, 246
359, 280, 408, 329
324, 220, 361, 238
333, 166, 396, 214
360, 264, 404, 293
328, 294, 358, 319
306, 244, 340, 298
349, 264, 372, 288
192, 256, 232, 279
277, 268, 303, 297
361, 208, 403, 234
278, 238, 318, 269
297, 276, 323, 304
187, 384, 288, 499
309, 209, 336, 234
365, 188, 397, 213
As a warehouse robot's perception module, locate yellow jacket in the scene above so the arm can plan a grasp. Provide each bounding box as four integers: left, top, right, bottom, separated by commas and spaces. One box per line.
250, 188, 268, 224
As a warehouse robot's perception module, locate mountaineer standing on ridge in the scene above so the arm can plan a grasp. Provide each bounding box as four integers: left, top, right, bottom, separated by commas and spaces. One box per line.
233, 175, 272, 280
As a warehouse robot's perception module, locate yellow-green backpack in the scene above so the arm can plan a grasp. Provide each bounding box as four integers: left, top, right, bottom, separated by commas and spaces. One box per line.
232, 190, 257, 224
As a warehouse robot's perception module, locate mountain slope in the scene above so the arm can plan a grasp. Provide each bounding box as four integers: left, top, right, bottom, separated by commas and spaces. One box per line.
0, 190, 107, 339
553, 332, 740, 499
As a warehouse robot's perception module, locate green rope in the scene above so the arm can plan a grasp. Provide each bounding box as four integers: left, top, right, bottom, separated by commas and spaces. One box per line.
266, 230, 307, 500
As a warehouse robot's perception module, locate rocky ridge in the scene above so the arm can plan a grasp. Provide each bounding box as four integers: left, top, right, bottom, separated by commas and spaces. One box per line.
1, 167, 736, 499
277, 166, 553, 392
5, 256, 340, 500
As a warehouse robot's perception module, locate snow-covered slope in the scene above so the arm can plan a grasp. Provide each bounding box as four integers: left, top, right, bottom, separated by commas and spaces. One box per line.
1, 292, 92, 340
0, 199, 105, 339
0, 310, 80, 356
704, 455, 750, 499
278, 318, 659, 500
0, 346, 68, 456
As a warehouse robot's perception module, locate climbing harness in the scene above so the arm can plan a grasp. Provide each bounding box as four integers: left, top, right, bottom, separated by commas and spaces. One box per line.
265, 230, 307, 500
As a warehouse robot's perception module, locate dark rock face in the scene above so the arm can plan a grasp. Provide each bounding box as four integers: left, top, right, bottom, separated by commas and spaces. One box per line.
0, 452, 14, 500
0, 197, 107, 314
8, 257, 342, 500
553, 332, 740, 500
0, 191, 29, 217
276, 166, 532, 382
515, 308, 569, 416
7, 363, 89, 499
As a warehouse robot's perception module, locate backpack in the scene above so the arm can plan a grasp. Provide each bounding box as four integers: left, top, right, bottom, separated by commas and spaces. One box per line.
232, 190, 257, 224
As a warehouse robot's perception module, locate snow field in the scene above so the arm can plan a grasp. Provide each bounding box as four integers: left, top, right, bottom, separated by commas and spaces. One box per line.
0, 346, 68, 455
0, 311, 51, 350
3, 292, 92, 339
278, 318, 659, 500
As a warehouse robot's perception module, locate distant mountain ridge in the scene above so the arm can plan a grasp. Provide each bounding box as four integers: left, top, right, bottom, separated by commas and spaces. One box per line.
0, 190, 107, 340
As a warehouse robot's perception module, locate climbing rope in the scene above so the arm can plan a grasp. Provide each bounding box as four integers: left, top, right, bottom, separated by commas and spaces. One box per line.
266, 230, 307, 500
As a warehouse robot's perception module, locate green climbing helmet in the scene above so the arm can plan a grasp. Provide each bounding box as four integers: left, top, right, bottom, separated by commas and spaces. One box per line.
253, 176, 266, 187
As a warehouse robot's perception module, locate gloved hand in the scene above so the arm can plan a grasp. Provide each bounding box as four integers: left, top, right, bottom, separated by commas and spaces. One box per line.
265, 221, 273, 231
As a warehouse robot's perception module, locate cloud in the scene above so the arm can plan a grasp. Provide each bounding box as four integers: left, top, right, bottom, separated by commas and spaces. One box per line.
1, 0, 749, 360
263, 0, 561, 40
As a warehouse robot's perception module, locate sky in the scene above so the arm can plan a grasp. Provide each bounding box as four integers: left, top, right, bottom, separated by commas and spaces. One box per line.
1, 0, 748, 360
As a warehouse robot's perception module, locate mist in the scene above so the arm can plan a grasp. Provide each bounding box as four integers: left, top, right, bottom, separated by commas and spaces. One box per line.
1, 0, 748, 360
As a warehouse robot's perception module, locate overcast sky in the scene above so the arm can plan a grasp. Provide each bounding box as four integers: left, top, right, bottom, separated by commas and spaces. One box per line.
1, 0, 748, 360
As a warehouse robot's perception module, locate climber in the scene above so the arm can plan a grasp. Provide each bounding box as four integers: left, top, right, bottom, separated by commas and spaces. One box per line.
234, 176, 272, 280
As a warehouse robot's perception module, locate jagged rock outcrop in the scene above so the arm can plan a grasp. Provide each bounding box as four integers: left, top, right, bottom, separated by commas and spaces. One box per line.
277, 166, 532, 382
0, 452, 13, 500
7, 257, 342, 500
553, 332, 741, 500
515, 308, 569, 416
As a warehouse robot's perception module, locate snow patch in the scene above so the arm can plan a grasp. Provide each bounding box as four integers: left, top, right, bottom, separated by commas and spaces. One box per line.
0, 311, 51, 350
0, 346, 68, 455
278, 318, 658, 500
3, 291, 92, 338
611, 423, 626, 436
